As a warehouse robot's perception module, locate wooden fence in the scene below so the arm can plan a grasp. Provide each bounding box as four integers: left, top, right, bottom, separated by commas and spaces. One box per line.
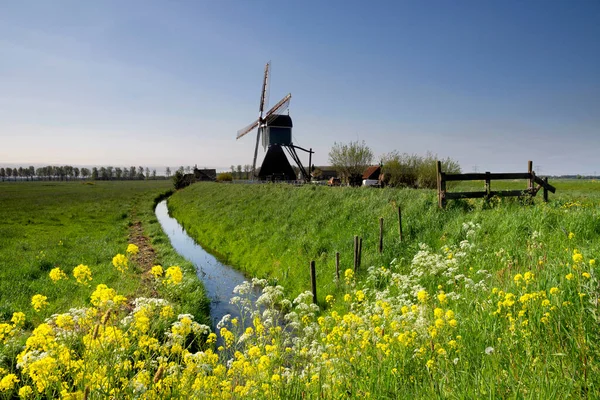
436, 161, 556, 208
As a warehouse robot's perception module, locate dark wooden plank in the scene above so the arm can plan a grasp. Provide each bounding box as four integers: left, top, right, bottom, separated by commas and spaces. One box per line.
533, 176, 556, 193
444, 172, 531, 181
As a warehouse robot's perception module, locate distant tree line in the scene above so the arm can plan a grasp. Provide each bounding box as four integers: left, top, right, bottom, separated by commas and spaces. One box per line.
229, 164, 252, 180
0, 165, 198, 182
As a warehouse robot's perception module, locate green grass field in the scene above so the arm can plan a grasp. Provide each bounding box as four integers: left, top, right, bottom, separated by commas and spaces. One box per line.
0, 178, 599, 397
0, 181, 209, 326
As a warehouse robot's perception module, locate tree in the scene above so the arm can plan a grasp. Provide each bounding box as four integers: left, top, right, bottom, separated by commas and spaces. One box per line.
185, 166, 191, 174
328, 140, 374, 186
380, 151, 461, 189
178, 166, 184, 174
0, 168, 4, 181
165, 167, 172, 178
152, 169, 157, 180
145, 167, 150, 180
129, 166, 136, 180
92, 167, 99, 180
81, 168, 90, 180
115, 168, 122, 180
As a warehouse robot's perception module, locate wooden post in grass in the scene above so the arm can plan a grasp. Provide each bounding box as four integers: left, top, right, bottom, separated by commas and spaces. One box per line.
378, 217, 384, 253
353, 235, 359, 272
358, 237, 363, 271
485, 172, 491, 199
335, 252, 340, 280
528, 161, 533, 191
398, 206, 403, 242
310, 261, 317, 304
436, 161, 446, 208
543, 177, 549, 202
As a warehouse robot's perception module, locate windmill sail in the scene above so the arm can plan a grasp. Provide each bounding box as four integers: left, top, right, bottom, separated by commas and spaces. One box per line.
265, 94, 292, 124
236, 119, 260, 140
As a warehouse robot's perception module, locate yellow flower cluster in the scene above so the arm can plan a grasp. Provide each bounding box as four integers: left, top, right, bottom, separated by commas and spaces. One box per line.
164, 266, 183, 286
48, 267, 67, 282
151, 265, 164, 278
126, 243, 139, 255
112, 253, 128, 273
31, 294, 48, 312
73, 264, 92, 285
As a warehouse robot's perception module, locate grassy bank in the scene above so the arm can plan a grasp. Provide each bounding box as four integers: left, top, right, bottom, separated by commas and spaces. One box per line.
168, 181, 600, 300
0, 181, 209, 325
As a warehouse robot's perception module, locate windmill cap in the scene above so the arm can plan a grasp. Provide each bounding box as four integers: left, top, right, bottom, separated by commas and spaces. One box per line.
267, 114, 293, 127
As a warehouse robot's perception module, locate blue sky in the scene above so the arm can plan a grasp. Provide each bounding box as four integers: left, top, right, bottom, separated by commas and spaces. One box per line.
1, 0, 599, 174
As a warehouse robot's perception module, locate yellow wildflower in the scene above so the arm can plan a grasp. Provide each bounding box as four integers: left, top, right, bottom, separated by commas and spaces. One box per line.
437, 292, 447, 304
73, 264, 92, 285
565, 273, 574, 281
126, 243, 139, 255
417, 290, 429, 303
0, 374, 19, 391
325, 294, 334, 304
590, 259, 596, 266
11, 312, 25, 326
572, 250, 583, 264
355, 290, 365, 302
18, 385, 33, 397
151, 265, 164, 278
48, 267, 67, 282
164, 266, 183, 285
31, 294, 48, 312
568, 232, 575, 240
582, 272, 591, 279
549, 287, 560, 295
112, 254, 128, 273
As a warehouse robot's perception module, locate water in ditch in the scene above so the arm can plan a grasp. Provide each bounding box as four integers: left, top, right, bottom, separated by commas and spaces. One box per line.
154, 200, 251, 327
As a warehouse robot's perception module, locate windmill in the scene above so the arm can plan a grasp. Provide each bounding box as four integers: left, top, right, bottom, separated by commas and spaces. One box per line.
236, 62, 313, 182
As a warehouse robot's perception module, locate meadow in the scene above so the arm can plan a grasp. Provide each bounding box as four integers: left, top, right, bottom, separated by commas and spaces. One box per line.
0, 178, 599, 398
0, 180, 209, 328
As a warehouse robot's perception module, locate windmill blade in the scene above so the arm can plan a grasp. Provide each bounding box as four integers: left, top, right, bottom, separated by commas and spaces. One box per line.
236, 119, 260, 140
265, 93, 292, 123
258, 62, 271, 116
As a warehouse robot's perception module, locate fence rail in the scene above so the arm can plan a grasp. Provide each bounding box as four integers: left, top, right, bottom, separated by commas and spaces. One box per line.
436, 160, 556, 208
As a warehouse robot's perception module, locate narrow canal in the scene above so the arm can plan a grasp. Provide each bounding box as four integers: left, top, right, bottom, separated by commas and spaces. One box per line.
154, 200, 250, 327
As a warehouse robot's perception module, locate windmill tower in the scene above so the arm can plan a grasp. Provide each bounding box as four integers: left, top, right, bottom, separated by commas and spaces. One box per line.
236, 62, 313, 182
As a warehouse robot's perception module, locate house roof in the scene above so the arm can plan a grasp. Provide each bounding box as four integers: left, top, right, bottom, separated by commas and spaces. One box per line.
362, 166, 381, 180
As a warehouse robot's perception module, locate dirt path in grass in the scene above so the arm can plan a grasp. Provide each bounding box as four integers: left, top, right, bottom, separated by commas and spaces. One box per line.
128, 220, 159, 297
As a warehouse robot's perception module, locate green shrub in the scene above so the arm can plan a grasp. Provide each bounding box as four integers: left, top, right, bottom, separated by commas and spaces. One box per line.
381, 151, 460, 188
216, 172, 233, 182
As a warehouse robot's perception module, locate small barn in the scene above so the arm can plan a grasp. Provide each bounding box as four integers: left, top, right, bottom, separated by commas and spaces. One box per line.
362, 165, 382, 180
193, 168, 217, 181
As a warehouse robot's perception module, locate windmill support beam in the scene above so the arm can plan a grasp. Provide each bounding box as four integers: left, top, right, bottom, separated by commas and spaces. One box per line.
284, 145, 312, 183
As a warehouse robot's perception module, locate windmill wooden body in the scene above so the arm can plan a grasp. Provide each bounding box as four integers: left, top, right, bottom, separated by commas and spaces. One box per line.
236, 62, 313, 182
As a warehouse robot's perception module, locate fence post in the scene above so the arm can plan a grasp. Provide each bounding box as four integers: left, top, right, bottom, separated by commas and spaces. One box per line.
378, 217, 384, 253
485, 172, 491, 199
353, 236, 358, 272
528, 161, 533, 191
335, 252, 340, 281
543, 177, 549, 202
436, 161, 443, 208
398, 206, 403, 242
310, 261, 317, 304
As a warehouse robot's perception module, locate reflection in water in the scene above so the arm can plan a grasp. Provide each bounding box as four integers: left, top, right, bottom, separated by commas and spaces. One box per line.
155, 200, 250, 328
